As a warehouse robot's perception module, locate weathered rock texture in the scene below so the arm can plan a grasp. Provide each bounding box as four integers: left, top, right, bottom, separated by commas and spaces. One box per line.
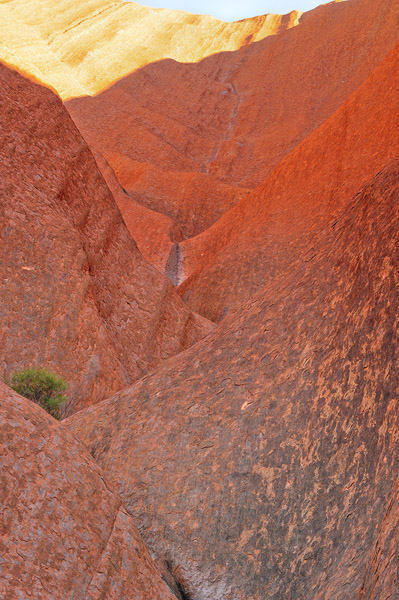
4, 0, 399, 287
179, 36, 399, 320
0, 0, 297, 99
0, 0, 282, 271
91, 150, 185, 274
3, 1, 399, 599
0, 63, 213, 414
0, 382, 177, 600
358, 478, 399, 600
65, 0, 399, 276
67, 159, 399, 600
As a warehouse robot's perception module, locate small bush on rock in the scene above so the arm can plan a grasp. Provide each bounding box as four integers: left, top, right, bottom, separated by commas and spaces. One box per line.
7, 368, 67, 419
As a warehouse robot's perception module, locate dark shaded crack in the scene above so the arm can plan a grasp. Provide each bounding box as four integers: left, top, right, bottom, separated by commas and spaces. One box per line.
175, 580, 191, 600
160, 560, 192, 600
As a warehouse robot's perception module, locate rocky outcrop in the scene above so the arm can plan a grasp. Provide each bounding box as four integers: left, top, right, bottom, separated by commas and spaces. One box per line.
65, 0, 399, 278
67, 160, 399, 599
68, 0, 399, 186
0, 382, 177, 600
179, 37, 399, 320
67, 60, 252, 244
3, 2, 399, 599
4, 1, 399, 283
0, 63, 213, 414
0, 0, 297, 99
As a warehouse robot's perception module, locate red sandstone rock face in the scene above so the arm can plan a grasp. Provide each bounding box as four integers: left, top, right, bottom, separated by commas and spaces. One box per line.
3, 2, 399, 599
67, 160, 399, 599
67, 0, 399, 278
92, 151, 182, 273
68, 69, 251, 269
179, 36, 399, 321
0, 382, 176, 600
358, 478, 399, 600
0, 63, 213, 414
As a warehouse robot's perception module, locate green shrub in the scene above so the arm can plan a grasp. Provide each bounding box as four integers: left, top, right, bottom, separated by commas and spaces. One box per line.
7, 368, 67, 419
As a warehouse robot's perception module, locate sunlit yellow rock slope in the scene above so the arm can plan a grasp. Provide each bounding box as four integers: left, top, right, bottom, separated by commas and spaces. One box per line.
0, 0, 303, 99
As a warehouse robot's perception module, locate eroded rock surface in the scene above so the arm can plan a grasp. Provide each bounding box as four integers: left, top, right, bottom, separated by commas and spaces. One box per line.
3, 1, 399, 599
179, 37, 399, 320
4, 0, 399, 283
358, 478, 399, 600
0, 0, 296, 99
68, 160, 399, 600
91, 151, 184, 274
66, 0, 399, 275
0, 63, 213, 414
0, 382, 177, 600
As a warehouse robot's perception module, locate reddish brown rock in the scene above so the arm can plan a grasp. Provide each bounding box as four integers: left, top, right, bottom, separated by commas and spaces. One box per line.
66, 0, 399, 278
91, 151, 182, 273
179, 36, 399, 321
3, 2, 399, 599
67, 59, 251, 247
0, 63, 213, 414
6, 1, 398, 282
69, 0, 399, 186
358, 478, 399, 600
67, 160, 399, 600
205, 0, 399, 188
0, 381, 177, 600
112, 158, 250, 241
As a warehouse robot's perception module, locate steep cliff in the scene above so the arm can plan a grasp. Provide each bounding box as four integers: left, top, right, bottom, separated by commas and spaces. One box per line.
65, 0, 399, 276
0, 62, 213, 414
179, 37, 399, 320
3, 1, 399, 599
67, 160, 399, 599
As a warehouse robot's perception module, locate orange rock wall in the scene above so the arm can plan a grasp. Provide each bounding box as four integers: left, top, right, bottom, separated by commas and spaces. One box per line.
180, 36, 399, 320
66, 0, 399, 280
